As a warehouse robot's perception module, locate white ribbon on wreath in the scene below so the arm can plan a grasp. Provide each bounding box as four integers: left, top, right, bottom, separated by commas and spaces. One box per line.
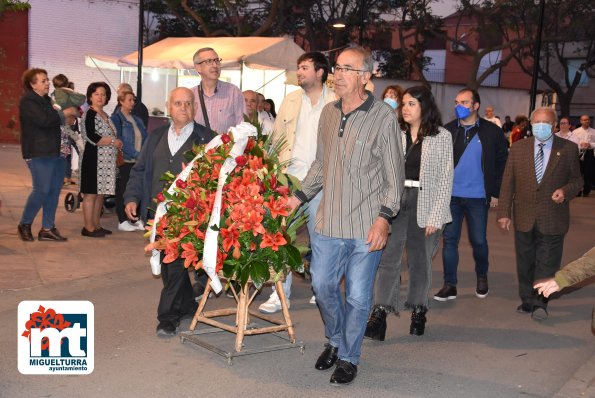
149, 122, 258, 294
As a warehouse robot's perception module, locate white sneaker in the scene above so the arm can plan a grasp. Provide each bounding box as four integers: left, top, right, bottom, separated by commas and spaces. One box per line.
258, 292, 289, 314
118, 221, 138, 232
309, 295, 316, 305
133, 220, 145, 231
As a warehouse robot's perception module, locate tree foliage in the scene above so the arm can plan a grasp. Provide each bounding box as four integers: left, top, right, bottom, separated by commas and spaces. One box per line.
499, 0, 595, 115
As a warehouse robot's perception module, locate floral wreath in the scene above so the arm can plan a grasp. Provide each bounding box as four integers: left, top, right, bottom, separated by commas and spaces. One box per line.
146, 122, 307, 291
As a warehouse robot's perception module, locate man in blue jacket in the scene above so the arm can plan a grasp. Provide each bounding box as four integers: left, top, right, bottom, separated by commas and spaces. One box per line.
434, 88, 508, 302
124, 87, 213, 336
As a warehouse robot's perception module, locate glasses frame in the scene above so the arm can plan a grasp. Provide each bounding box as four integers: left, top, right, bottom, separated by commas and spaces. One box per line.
332, 65, 367, 74
195, 58, 222, 66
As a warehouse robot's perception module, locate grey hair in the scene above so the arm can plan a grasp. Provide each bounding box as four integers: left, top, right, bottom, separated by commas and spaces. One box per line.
530, 107, 557, 124
344, 44, 374, 73
193, 47, 216, 64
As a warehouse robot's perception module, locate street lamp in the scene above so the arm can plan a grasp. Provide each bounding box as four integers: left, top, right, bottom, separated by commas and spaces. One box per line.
529, 0, 546, 114
332, 18, 346, 29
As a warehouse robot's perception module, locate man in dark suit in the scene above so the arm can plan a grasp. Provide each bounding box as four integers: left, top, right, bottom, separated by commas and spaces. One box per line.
497, 107, 582, 320
124, 87, 213, 336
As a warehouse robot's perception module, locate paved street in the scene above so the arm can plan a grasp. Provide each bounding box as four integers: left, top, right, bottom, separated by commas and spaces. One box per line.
0, 143, 593, 398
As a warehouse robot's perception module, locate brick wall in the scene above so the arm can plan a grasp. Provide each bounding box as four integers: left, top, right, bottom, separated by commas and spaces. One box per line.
0, 10, 29, 143
28, 0, 140, 114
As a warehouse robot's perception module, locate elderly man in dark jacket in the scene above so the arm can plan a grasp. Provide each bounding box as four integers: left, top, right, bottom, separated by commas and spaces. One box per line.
124, 87, 213, 336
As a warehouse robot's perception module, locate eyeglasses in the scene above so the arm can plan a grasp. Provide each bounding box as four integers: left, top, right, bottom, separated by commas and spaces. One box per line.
195, 58, 222, 66
332, 65, 366, 74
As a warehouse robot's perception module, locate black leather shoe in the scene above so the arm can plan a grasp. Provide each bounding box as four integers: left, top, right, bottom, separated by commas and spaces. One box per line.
156, 321, 179, 337
517, 303, 532, 313
18, 224, 34, 242
364, 306, 387, 341
98, 227, 112, 235
38, 228, 67, 241
81, 227, 106, 238
315, 344, 339, 370
531, 306, 548, 321
330, 360, 357, 385
410, 305, 427, 336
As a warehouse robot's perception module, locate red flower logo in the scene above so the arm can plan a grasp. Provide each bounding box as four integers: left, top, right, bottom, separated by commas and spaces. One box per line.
21, 306, 72, 350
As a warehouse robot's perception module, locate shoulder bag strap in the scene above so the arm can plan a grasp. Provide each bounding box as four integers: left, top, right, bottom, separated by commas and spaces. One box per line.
198, 85, 211, 132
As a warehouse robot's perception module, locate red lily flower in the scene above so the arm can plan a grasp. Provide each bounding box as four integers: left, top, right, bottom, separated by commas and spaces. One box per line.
260, 232, 287, 251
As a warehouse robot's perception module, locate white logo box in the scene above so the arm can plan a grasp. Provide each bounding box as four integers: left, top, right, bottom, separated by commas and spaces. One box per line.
18, 301, 94, 375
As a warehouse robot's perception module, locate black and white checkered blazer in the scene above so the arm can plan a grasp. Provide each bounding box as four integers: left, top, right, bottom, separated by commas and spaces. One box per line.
401, 126, 454, 228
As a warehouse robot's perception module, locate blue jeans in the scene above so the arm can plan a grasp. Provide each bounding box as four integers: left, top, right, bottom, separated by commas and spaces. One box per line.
442, 196, 489, 286
310, 232, 382, 365
20, 156, 65, 229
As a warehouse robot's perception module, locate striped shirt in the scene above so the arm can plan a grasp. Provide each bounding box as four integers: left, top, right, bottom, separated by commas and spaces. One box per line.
192, 80, 245, 134
296, 93, 405, 239
167, 121, 194, 156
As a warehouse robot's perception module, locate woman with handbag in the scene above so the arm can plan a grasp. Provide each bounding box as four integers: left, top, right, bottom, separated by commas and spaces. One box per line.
365, 85, 454, 340
111, 89, 147, 231
80, 82, 122, 238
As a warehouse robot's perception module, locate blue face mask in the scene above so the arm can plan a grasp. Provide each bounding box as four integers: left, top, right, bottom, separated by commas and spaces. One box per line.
455, 104, 471, 119
384, 97, 398, 110
532, 123, 553, 141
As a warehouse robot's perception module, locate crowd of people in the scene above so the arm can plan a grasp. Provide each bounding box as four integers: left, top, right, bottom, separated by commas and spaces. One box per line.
16, 44, 594, 386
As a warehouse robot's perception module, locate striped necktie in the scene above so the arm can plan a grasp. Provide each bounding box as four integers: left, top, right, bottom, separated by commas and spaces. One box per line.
535, 143, 545, 183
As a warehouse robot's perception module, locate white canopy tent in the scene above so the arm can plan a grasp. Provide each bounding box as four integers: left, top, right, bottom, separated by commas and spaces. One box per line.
85, 36, 304, 114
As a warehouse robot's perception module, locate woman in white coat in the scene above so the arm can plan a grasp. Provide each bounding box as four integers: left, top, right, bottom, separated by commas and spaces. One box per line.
365, 85, 454, 340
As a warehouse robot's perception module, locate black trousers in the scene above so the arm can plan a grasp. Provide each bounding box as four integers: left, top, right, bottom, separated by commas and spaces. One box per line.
514, 228, 565, 309
157, 257, 196, 324
115, 162, 135, 223
580, 149, 594, 195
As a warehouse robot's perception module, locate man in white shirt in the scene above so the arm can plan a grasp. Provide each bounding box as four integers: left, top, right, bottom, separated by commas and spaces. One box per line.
258, 52, 337, 314
484, 106, 502, 127
573, 115, 595, 196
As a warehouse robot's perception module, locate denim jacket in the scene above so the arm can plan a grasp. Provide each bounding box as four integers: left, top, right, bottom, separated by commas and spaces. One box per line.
110, 110, 147, 161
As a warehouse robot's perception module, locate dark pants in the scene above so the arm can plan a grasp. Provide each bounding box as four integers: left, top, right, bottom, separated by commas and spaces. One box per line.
442, 197, 489, 286
514, 228, 564, 309
580, 149, 594, 195
373, 187, 442, 311
157, 257, 196, 324
64, 155, 72, 179
115, 162, 134, 223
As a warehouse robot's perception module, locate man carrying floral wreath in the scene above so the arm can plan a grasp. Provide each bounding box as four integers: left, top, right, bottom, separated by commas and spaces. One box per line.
288, 45, 405, 385
124, 87, 213, 337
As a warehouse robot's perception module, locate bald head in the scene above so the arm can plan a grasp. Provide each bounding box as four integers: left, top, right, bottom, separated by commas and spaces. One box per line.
243, 90, 258, 117
117, 83, 134, 96
168, 87, 196, 128
580, 115, 591, 129
530, 107, 557, 125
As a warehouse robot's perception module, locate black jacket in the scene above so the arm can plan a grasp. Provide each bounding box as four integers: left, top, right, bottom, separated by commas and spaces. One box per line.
123, 121, 213, 222
444, 117, 509, 200
19, 90, 64, 159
